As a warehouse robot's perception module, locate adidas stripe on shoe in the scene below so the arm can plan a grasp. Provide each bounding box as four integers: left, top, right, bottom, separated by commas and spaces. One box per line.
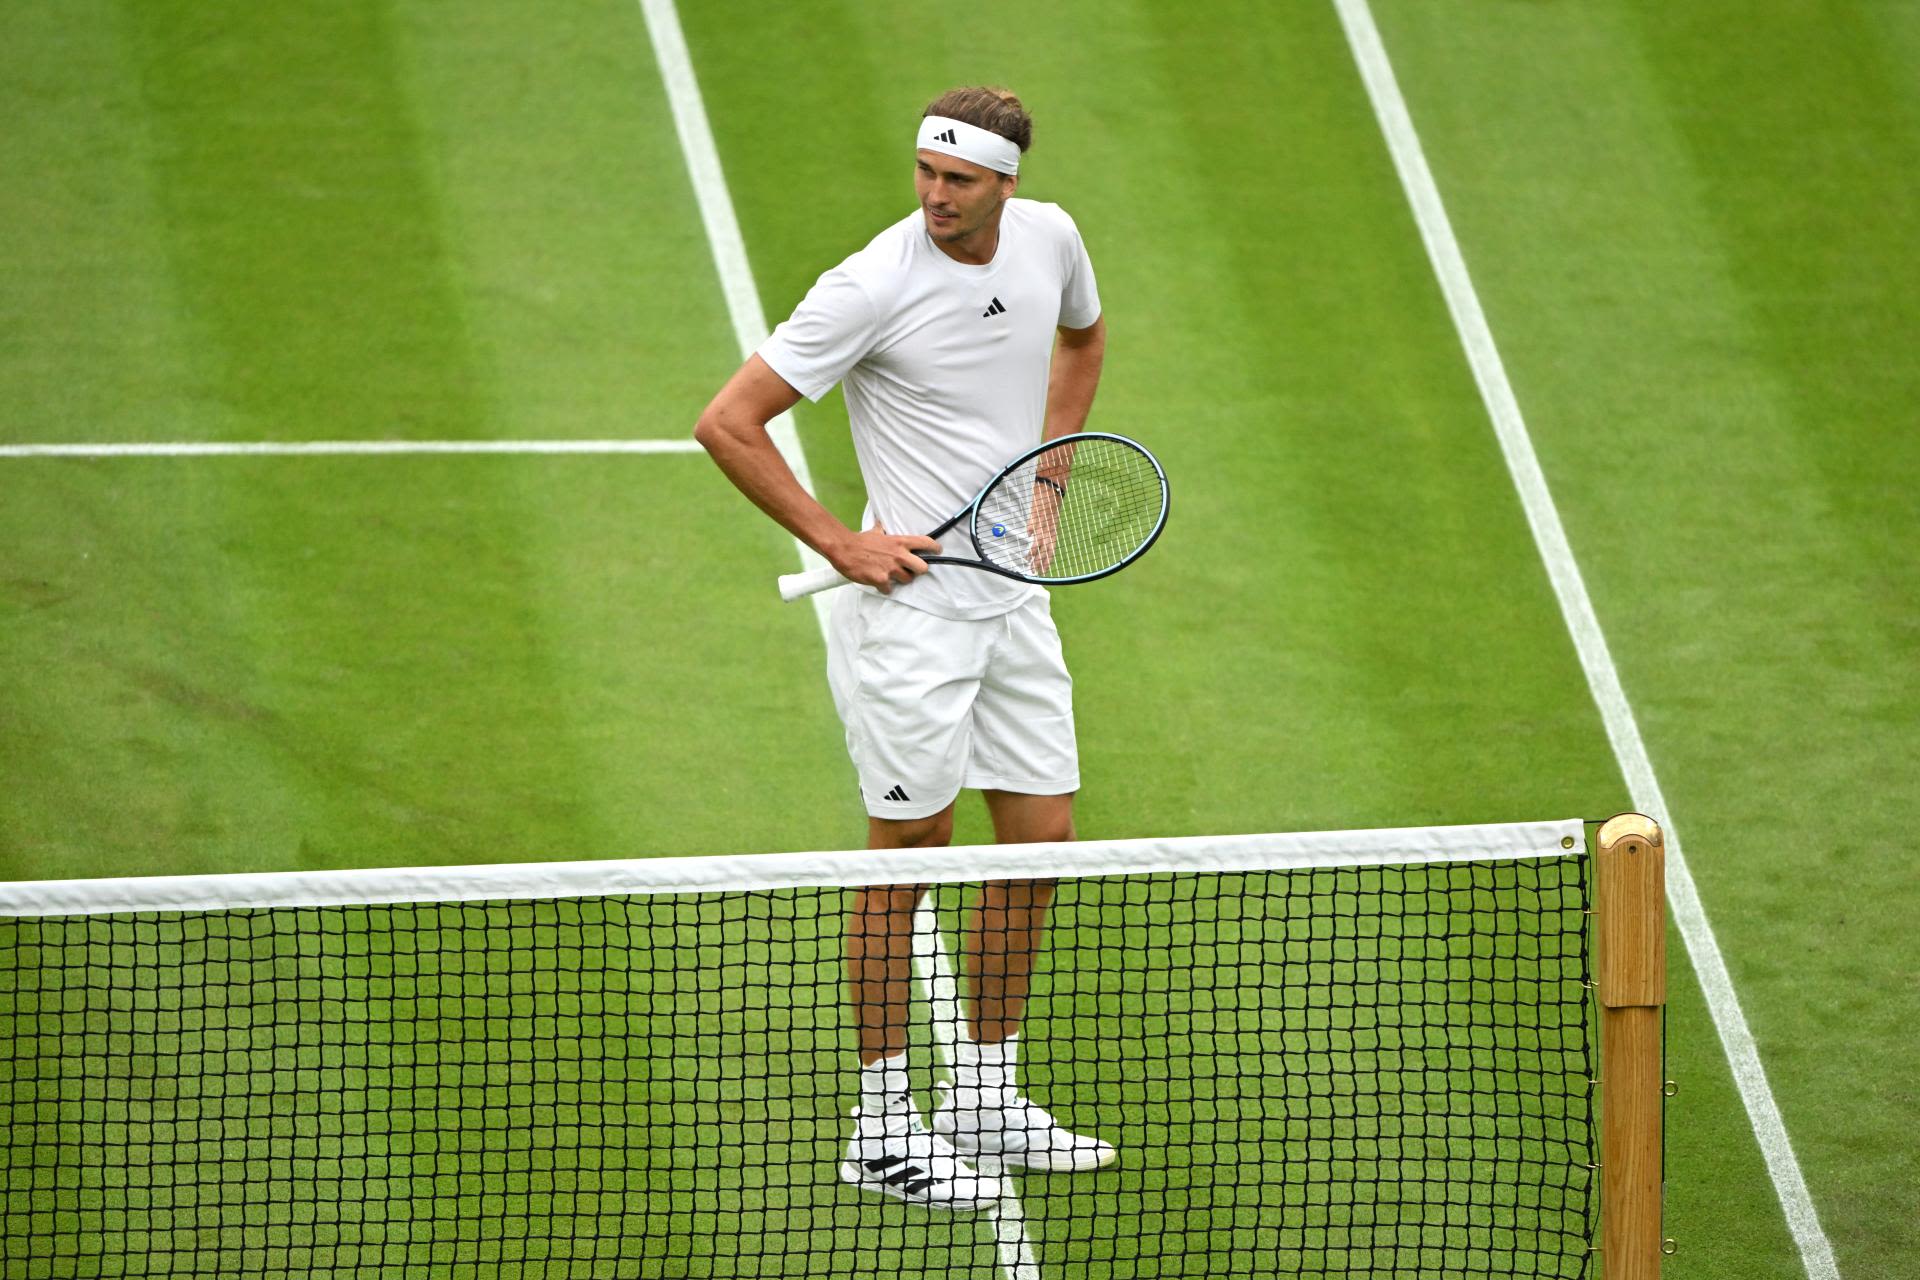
839, 1107, 1007, 1211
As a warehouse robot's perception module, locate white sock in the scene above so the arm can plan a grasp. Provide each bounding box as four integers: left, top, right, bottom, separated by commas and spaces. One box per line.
952, 1034, 1018, 1097
857, 1053, 914, 1135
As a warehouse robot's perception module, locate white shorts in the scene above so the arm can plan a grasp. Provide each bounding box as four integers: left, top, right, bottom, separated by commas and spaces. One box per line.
826, 590, 1079, 820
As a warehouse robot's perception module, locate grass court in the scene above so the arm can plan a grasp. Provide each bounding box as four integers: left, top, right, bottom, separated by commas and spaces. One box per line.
2, 2, 1915, 1277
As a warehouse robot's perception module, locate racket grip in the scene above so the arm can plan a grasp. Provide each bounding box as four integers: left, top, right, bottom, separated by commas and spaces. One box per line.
777, 565, 851, 602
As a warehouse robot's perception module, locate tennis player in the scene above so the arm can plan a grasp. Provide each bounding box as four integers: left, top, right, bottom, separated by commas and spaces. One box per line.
694, 86, 1114, 1210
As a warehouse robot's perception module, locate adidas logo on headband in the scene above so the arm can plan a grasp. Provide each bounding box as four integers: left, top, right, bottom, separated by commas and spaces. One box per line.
917, 115, 1021, 175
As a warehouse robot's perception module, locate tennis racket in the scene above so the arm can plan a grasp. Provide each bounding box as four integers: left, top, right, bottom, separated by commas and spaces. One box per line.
777, 431, 1169, 602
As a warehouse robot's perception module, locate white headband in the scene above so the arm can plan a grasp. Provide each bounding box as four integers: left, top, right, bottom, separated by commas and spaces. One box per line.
916, 115, 1021, 176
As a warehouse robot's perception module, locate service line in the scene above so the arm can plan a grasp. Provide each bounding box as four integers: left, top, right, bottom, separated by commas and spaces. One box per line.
0, 439, 704, 458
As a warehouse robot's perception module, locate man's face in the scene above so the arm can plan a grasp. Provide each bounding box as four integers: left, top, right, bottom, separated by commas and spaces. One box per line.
915, 149, 1014, 244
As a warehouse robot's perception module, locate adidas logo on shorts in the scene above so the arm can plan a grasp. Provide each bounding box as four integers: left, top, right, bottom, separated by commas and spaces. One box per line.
883, 785, 912, 803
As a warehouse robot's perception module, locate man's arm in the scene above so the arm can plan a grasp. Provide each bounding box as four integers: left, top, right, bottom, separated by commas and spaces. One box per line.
694, 355, 939, 592
1043, 316, 1106, 442
1026, 317, 1108, 573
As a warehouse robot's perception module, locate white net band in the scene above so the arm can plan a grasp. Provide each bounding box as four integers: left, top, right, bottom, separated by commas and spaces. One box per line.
0, 819, 1583, 916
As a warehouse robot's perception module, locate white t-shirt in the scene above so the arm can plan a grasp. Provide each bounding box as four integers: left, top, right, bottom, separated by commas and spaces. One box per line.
758, 198, 1101, 620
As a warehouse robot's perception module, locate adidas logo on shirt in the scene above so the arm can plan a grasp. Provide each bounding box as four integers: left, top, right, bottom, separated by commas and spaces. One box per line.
981, 297, 1007, 318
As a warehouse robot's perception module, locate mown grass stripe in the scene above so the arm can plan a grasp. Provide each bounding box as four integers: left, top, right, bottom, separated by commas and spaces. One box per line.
1331, 2, 1840, 1276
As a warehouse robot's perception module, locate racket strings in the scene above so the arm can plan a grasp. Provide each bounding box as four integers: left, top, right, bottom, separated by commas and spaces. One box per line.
975, 438, 1164, 580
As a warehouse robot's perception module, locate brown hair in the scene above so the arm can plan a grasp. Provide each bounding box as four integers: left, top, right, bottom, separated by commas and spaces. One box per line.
923, 86, 1033, 154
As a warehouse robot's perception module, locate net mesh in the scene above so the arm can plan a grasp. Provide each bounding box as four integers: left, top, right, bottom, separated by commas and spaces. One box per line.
973, 435, 1166, 582
0, 830, 1595, 1279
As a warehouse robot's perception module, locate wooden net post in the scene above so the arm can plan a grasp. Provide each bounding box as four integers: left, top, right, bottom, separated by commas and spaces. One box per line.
1596, 813, 1667, 1279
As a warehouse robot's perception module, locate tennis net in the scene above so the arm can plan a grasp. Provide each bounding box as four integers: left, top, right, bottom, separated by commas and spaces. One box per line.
1, 821, 1596, 1279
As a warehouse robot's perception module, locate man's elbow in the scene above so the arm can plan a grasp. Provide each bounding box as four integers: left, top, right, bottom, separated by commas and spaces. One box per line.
693, 409, 723, 453
694, 403, 745, 456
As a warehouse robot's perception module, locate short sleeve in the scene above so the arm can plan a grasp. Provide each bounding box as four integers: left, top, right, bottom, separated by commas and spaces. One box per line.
757, 267, 881, 403
1057, 216, 1101, 331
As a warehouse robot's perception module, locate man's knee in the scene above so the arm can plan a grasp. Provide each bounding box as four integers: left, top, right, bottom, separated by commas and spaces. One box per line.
868, 804, 955, 850
983, 790, 1076, 844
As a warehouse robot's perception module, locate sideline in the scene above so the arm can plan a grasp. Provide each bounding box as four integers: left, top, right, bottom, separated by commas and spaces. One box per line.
634, 0, 834, 640
1330, 2, 1841, 1276
634, 2, 1037, 1275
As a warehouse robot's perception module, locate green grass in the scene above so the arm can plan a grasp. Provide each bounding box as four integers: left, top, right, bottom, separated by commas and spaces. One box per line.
2, 0, 1916, 1276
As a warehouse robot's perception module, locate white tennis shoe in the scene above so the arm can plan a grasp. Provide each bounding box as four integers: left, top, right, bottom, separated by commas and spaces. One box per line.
839, 1107, 1008, 1211
931, 1084, 1118, 1173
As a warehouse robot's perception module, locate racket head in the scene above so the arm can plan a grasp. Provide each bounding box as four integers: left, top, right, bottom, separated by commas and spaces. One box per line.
968, 432, 1169, 585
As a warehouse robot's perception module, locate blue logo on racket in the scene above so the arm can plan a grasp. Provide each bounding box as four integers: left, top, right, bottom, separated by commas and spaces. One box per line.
991, 524, 1007, 537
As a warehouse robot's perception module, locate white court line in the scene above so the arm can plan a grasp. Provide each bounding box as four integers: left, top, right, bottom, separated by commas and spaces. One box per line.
635, 0, 835, 642
634, 0, 1034, 1271
914, 900, 1041, 1280
1331, 3, 1842, 1277
0, 439, 703, 458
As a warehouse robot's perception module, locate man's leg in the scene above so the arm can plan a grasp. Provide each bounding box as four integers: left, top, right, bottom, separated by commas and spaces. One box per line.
967, 790, 1073, 1044
826, 597, 1005, 1208
847, 806, 952, 1065
839, 803, 1006, 1210
937, 789, 1116, 1172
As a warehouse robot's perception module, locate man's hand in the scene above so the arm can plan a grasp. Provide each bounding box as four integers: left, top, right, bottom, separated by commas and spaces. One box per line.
828, 525, 942, 593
